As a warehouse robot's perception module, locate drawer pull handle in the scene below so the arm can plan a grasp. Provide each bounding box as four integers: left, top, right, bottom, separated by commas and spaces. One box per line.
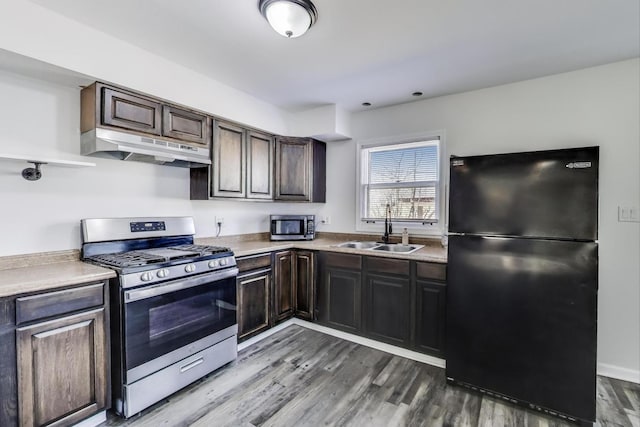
180, 357, 204, 373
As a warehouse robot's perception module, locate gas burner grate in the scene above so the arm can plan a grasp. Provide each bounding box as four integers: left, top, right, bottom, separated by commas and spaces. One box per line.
88, 251, 166, 268
170, 244, 231, 256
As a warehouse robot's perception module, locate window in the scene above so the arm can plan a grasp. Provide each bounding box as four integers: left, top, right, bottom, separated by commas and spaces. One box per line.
358, 136, 441, 229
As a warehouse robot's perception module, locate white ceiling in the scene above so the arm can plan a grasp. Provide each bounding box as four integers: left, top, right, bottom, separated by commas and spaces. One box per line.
30, 0, 640, 113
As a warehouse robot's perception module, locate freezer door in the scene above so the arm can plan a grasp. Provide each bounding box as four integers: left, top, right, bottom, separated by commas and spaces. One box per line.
445, 235, 598, 422
448, 146, 598, 240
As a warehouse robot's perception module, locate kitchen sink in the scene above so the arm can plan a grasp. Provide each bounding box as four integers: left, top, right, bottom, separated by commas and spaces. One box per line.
335, 241, 424, 254
336, 241, 381, 249
371, 244, 424, 254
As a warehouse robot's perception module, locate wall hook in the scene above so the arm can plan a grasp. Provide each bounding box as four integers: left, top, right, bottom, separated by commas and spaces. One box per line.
22, 161, 46, 181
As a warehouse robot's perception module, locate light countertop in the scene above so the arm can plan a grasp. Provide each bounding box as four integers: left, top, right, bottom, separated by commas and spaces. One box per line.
0, 233, 446, 299
197, 235, 447, 263
0, 260, 115, 298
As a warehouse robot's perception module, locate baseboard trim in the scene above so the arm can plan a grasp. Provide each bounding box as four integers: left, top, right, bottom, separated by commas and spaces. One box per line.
72, 411, 106, 427
237, 319, 297, 351
597, 363, 640, 384
239, 318, 445, 369
291, 319, 446, 369
238, 320, 639, 385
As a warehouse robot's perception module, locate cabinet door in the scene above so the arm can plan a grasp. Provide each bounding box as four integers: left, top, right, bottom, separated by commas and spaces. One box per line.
247, 131, 274, 199
273, 251, 294, 322
414, 280, 446, 356
16, 308, 107, 427
275, 137, 311, 201
237, 269, 271, 340
318, 267, 362, 333
101, 86, 162, 135
212, 121, 246, 198
294, 251, 314, 320
364, 273, 411, 347
162, 105, 209, 145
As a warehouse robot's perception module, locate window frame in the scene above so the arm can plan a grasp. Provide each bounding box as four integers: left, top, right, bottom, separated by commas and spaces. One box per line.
355, 130, 447, 237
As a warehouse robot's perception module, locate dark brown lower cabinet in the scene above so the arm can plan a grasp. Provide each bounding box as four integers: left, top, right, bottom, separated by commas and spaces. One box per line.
315, 254, 447, 358
364, 273, 411, 347
322, 269, 362, 333
0, 281, 110, 427
317, 252, 363, 333
414, 280, 447, 356
237, 269, 271, 340
273, 250, 294, 322
17, 308, 107, 427
293, 250, 315, 320
236, 253, 272, 341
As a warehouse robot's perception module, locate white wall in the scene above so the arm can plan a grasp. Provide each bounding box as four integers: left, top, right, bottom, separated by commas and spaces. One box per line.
0, 70, 329, 255
0, 0, 290, 135
324, 59, 639, 379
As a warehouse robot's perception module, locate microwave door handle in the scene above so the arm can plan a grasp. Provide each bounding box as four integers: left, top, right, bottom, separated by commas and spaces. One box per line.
124, 267, 239, 303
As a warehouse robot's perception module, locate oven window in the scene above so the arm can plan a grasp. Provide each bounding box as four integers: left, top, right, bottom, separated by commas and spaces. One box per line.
125, 275, 236, 370
274, 220, 303, 235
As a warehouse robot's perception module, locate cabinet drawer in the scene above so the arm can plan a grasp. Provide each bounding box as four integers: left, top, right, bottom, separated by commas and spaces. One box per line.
366, 257, 410, 276
416, 262, 447, 281
323, 252, 361, 270
16, 282, 104, 325
236, 253, 272, 273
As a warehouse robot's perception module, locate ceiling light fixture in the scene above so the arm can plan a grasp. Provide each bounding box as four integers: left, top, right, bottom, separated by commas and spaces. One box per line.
259, 0, 318, 38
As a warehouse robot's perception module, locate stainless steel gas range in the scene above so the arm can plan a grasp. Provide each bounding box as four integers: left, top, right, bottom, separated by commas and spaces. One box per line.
81, 217, 238, 418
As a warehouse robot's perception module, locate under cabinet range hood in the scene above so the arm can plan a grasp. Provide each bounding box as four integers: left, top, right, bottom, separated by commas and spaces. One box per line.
81, 128, 211, 168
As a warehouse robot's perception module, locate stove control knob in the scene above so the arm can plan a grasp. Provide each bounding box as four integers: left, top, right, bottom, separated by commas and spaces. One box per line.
140, 272, 153, 282
208, 260, 219, 268
220, 258, 228, 266
185, 264, 196, 273
157, 269, 170, 278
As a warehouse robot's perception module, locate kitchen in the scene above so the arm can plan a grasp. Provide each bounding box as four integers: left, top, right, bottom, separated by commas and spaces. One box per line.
0, 1, 638, 426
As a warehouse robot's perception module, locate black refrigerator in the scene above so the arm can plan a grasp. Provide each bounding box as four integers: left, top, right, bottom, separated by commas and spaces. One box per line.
446, 146, 599, 424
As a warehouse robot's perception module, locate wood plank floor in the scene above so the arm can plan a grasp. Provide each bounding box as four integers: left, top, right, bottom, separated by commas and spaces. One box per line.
102, 325, 640, 427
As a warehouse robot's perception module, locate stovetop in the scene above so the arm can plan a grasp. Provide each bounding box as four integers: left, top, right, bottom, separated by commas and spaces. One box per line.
80, 217, 238, 287
86, 244, 231, 269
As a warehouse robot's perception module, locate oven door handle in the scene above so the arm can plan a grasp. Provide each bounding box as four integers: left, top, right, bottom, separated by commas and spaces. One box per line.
124, 267, 239, 303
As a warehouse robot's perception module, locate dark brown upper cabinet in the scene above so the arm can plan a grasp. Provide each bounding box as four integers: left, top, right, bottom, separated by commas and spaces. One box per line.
81, 82, 210, 146
209, 120, 274, 200
275, 137, 326, 202
247, 131, 274, 199
162, 105, 208, 146
99, 86, 162, 135
212, 121, 246, 198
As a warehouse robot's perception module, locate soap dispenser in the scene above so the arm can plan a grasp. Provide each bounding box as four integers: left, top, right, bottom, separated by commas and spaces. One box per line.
401, 228, 409, 245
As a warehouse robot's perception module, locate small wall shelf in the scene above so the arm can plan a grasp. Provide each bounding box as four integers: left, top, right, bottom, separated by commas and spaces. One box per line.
0, 154, 96, 181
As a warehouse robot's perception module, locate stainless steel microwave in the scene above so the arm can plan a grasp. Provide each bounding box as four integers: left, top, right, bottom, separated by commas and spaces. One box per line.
270, 215, 315, 241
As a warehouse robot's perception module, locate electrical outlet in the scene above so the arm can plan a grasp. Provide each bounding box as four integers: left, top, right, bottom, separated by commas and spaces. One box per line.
215, 216, 225, 226
321, 216, 331, 225
618, 206, 640, 222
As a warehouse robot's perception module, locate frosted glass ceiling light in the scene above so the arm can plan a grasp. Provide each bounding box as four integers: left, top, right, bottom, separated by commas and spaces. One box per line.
259, 0, 318, 38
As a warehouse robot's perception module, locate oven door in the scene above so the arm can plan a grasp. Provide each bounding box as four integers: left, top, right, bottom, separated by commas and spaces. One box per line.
122, 268, 238, 379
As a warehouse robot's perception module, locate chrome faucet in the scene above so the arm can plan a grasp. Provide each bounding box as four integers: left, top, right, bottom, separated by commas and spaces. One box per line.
382, 203, 392, 244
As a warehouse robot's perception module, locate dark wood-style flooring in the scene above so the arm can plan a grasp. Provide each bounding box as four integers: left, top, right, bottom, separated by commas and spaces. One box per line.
102, 325, 639, 427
